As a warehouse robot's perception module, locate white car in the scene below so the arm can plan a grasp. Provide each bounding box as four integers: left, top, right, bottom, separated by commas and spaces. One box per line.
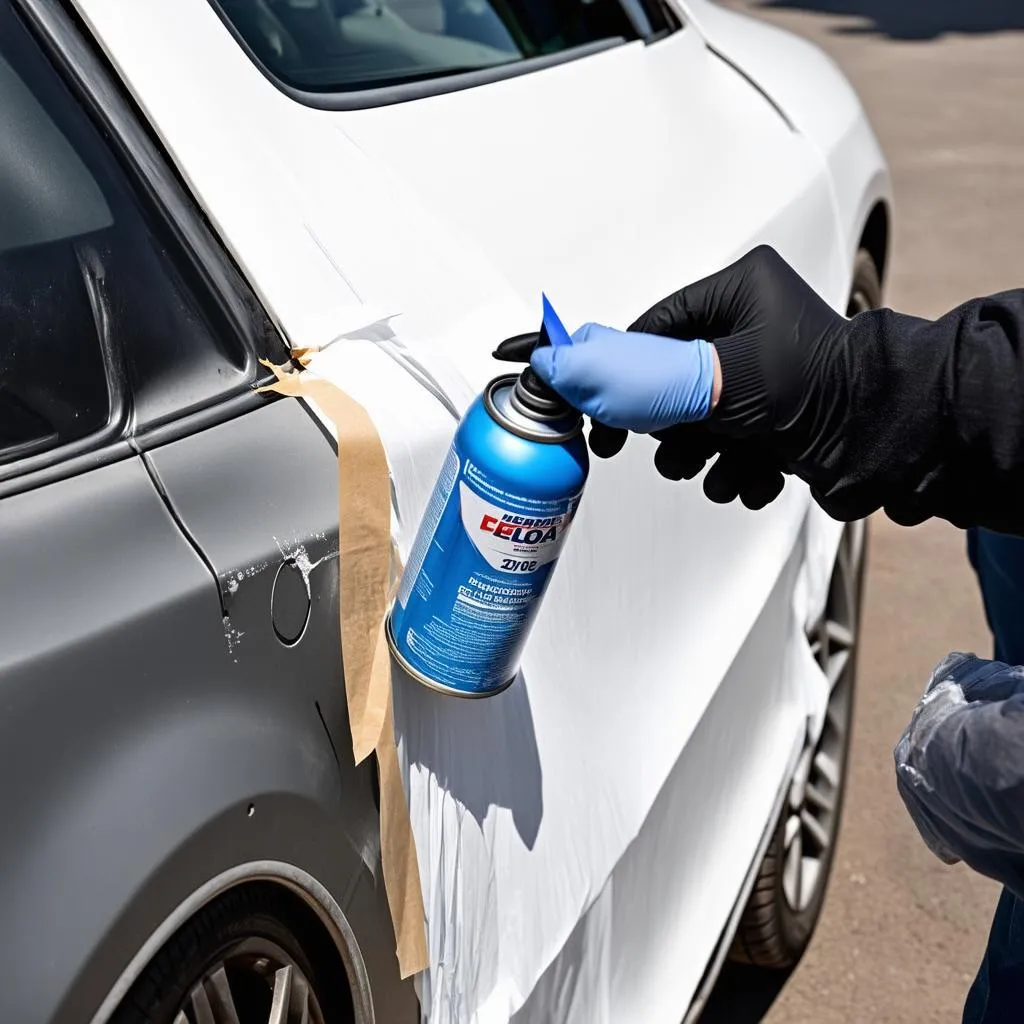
0, 1, 888, 1022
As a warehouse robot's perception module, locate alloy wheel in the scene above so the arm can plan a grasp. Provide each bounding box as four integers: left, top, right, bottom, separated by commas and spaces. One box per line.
173, 938, 326, 1024
782, 520, 865, 913
847, 287, 874, 316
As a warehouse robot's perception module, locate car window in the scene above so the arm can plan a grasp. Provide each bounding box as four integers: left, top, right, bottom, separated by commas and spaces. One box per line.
0, 52, 113, 463
0, 15, 252, 469
214, 0, 650, 93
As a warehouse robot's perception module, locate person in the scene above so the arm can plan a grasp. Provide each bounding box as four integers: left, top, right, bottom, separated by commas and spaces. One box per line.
495, 245, 1024, 1023
962, 524, 1024, 1021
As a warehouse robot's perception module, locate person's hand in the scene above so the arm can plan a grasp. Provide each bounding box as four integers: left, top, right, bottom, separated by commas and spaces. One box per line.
624, 245, 850, 508
526, 322, 720, 433
495, 246, 853, 512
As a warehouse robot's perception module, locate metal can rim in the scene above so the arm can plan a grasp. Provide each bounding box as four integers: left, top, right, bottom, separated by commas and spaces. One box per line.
484, 374, 582, 444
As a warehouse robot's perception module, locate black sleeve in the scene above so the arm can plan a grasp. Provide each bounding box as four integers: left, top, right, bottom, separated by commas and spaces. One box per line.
797, 290, 1024, 533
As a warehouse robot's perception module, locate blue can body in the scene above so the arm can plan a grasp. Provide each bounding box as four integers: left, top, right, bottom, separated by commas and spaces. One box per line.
387, 375, 589, 696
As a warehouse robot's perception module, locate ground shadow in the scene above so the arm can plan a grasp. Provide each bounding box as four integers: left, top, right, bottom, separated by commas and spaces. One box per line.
697, 961, 795, 1024
392, 665, 544, 849
755, 0, 1024, 40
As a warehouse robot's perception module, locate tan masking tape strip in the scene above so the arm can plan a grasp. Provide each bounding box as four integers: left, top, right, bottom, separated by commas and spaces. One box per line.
377, 646, 431, 975
258, 361, 389, 760
290, 346, 317, 367
258, 359, 428, 978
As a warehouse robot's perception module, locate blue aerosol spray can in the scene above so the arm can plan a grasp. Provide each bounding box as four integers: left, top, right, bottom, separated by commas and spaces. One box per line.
386, 297, 589, 697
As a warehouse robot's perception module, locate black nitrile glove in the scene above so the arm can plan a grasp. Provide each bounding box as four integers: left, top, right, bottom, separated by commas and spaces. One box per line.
501, 249, 1024, 533
628, 245, 852, 512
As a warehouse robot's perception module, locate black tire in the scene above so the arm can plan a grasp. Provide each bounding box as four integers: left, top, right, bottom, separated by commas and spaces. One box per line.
846, 248, 883, 316
112, 883, 355, 1024
728, 249, 880, 970
730, 524, 867, 968
728, 760, 848, 968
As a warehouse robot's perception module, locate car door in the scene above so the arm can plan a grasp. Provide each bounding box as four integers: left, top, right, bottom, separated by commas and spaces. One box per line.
0, 6, 406, 1021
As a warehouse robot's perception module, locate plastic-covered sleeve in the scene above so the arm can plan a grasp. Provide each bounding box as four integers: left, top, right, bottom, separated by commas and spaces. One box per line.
895, 654, 1024, 898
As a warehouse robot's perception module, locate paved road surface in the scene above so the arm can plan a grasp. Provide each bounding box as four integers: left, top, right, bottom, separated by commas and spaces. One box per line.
702, 3, 1024, 1021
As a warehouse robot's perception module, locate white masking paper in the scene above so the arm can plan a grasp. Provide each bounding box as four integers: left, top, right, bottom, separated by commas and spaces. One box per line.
300, 319, 838, 1023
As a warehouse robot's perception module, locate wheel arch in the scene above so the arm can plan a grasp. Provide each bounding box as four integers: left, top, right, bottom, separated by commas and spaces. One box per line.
87, 862, 374, 1024
2, 689, 380, 1024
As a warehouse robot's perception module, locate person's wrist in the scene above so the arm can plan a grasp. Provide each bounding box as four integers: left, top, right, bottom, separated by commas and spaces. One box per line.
710, 346, 722, 411
709, 333, 772, 433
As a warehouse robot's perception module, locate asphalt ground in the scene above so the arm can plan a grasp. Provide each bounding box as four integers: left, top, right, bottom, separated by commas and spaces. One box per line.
701, 3, 1024, 1021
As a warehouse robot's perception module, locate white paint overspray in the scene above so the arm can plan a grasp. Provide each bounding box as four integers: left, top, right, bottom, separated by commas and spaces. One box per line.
222, 615, 245, 664
273, 537, 339, 602
218, 559, 273, 661
215, 540, 338, 663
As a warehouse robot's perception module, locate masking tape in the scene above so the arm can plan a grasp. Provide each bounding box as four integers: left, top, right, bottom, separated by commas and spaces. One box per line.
258, 359, 429, 978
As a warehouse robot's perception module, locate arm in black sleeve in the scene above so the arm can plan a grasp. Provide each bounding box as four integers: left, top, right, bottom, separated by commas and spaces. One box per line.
630, 246, 1024, 534
796, 291, 1024, 531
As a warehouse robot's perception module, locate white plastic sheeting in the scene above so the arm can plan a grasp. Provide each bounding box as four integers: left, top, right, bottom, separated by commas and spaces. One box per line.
305, 321, 840, 1023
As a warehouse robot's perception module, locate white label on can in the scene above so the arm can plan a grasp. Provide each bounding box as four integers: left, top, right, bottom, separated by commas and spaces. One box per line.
459, 482, 574, 571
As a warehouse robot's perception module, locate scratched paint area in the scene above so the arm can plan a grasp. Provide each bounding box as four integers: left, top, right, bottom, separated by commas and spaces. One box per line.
216, 534, 338, 661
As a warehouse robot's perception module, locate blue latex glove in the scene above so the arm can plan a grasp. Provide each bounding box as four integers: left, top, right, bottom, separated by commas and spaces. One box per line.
895, 652, 1024, 896
529, 322, 715, 434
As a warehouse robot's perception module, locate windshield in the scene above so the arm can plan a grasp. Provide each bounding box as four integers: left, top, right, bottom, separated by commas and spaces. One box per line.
213, 0, 647, 93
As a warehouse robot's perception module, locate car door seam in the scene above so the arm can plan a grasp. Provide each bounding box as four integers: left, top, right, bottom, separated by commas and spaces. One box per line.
135, 443, 228, 616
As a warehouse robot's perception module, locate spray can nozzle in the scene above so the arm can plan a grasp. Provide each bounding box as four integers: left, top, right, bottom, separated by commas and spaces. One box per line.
493, 294, 576, 421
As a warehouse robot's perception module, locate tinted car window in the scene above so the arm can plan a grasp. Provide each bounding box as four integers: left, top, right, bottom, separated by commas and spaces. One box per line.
0, 52, 113, 462
214, 0, 644, 92
0, 14, 252, 468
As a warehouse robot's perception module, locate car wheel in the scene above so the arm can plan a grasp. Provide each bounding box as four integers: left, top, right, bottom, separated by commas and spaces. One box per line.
727, 250, 880, 969
111, 883, 355, 1024
846, 248, 883, 316
729, 517, 867, 968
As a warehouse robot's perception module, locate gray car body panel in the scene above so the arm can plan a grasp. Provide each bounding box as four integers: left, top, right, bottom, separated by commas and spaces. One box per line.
143, 397, 359, 790
0, 408, 415, 1024
144, 396, 419, 1023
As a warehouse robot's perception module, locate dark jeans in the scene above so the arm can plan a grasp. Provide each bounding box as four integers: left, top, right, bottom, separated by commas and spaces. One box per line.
963, 527, 1024, 1023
